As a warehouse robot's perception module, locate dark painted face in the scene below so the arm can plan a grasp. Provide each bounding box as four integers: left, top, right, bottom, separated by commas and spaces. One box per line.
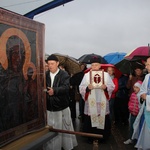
10, 45, 24, 72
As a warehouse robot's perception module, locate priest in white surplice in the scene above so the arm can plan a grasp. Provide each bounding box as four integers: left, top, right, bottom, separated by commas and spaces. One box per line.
132, 57, 150, 150
79, 57, 115, 143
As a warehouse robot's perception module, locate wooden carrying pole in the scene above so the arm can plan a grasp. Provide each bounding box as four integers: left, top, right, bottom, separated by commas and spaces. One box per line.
48, 126, 103, 139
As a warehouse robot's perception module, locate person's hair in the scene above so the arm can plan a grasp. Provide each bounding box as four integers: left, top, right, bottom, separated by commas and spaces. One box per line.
46, 54, 58, 62
79, 63, 87, 71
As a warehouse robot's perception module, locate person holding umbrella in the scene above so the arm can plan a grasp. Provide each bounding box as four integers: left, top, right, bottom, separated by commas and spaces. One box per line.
114, 74, 129, 125
79, 56, 115, 143
107, 66, 119, 122
126, 66, 144, 97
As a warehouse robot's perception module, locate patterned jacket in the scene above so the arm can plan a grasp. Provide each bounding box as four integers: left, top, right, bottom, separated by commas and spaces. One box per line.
128, 92, 139, 116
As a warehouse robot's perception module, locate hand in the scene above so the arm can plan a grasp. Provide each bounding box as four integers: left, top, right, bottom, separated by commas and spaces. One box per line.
47, 87, 54, 96
88, 84, 94, 90
100, 84, 107, 90
129, 74, 132, 80
141, 93, 146, 100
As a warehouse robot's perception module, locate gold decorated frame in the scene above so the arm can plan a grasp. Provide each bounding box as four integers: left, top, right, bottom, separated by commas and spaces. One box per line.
90, 70, 104, 88
0, 8, 46, 147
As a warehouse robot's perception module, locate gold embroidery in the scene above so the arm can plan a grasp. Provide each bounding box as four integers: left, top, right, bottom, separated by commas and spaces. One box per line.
100, 101, 106, 109
89, 98, 96, 107
98, 116, 104, 124
91, 114, 99, 123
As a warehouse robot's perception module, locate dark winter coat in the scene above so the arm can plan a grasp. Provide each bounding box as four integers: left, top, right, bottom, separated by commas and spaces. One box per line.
46, 69, 70, 111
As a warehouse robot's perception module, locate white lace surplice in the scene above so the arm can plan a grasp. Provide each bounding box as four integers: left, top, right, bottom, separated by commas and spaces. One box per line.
79, 71, 115, 129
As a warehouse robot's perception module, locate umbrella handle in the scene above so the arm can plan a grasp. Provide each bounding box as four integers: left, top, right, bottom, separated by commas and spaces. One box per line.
90, 69, 92, 84
102, 69, 104, 84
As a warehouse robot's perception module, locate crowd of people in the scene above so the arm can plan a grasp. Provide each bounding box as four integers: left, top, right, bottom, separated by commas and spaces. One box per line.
44, 54, 150, 150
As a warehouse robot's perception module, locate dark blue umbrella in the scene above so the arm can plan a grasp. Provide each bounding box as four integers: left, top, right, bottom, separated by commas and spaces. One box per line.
103, 52, 126, 64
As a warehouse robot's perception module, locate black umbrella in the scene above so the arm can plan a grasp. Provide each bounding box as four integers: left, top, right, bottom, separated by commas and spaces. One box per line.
78, 53, 107, 64
115, 58, 145, 75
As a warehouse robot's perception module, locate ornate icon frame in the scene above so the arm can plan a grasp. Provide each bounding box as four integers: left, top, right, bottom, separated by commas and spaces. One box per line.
0, 8, 46, 147
90, 70, 104, 88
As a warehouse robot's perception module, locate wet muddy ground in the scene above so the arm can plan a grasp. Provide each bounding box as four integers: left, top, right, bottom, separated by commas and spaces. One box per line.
73, 102, 136, 150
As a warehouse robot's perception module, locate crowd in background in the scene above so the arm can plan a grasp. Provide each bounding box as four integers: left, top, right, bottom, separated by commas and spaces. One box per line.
45, 55, 150, 150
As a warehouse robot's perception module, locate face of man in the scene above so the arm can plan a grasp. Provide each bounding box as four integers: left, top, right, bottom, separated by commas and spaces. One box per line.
145, 58, 150, 73
91, 63, 101, 71
107, 67, 114, 76
47, 60, 59, 73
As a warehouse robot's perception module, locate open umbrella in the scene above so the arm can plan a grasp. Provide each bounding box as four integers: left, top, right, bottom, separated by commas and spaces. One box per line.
103, 52, 126, 64
53, 53, 81, 75
115, 58, 145, 75
125, 46, 150, 60
84, 64, 122, 78
78, 53, 107, 64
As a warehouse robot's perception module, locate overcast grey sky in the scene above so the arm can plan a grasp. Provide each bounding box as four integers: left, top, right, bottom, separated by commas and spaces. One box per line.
34, 0, 150, 59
